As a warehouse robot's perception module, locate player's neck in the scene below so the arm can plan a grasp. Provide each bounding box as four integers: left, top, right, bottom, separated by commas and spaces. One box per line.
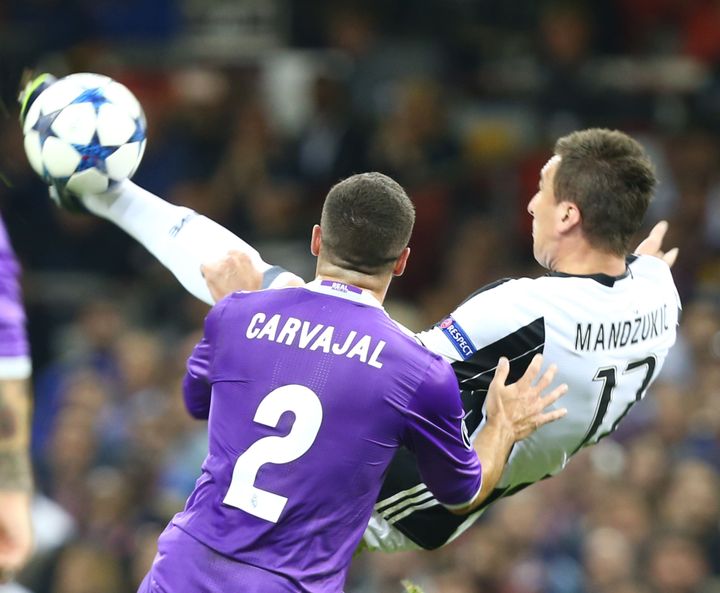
314, 263, 392, 305
551, 243, 627, 277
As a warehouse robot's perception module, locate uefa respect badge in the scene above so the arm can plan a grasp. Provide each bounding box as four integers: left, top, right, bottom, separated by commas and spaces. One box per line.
438, 316, 475, 360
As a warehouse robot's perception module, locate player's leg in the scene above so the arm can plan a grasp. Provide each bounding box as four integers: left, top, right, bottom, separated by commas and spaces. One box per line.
79, 180, 294, 304
20, 73, 302, 304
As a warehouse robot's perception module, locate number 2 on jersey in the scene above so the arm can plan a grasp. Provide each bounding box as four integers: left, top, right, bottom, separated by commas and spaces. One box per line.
223, 385, 323, 523
583, 355, 657, 446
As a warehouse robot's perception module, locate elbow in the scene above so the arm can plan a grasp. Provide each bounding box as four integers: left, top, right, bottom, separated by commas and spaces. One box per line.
184, 399, 210, 420
442, 487, 483, 516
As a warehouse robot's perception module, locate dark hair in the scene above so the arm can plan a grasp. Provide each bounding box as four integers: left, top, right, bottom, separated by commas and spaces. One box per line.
320, 172, 415, 274
554, 129, 657, 255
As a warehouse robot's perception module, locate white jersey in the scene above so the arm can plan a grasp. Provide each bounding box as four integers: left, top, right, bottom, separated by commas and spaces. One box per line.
364, 255, 680, 551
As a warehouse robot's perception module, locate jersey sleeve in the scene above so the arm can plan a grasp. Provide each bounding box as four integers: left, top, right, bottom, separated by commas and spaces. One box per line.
402, 356, 482, 509
0, 218, 31, 379
182, 298, 229, 419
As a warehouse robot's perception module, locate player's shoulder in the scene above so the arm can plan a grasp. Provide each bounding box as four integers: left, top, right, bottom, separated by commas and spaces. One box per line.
455, 276, 555, 314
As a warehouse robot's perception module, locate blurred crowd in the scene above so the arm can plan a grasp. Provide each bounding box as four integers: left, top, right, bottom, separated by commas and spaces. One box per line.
0, 0, 719, 592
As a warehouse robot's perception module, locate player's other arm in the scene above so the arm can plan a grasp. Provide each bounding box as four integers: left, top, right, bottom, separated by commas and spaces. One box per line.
0, 377, 33, 581
0, 379, 32, 491
405, 355, 566, 515
634, 220, 678, 267
184, 337, 212, 419
182, 299, 231, 418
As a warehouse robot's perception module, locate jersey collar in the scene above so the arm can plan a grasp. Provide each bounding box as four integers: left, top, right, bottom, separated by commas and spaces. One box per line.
546, 259, 633, 287
305, 278, 383, 308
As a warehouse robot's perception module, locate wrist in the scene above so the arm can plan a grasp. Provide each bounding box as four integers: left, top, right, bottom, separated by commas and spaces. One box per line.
483, 416, 516, 450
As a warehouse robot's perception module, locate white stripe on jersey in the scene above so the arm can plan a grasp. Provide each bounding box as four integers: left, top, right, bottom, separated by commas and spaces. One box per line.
374, 484, 430, 513
388, 497, 442, 524
458, 342, 545, 387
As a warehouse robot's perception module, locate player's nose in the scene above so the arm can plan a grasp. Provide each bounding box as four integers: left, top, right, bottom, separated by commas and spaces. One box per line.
527, 195, 536, 216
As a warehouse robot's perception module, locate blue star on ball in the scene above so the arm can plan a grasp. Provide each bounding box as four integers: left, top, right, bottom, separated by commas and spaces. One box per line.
71, 87, 111, 112
73, 138, 120, 173
32, 110, 61, 143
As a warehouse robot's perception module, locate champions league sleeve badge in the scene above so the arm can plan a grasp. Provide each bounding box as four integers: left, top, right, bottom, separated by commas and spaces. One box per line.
438, 316, 476, 360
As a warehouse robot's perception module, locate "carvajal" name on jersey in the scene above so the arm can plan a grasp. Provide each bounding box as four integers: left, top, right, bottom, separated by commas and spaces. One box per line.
246, 312, 386, 368
575, 304, 670, 352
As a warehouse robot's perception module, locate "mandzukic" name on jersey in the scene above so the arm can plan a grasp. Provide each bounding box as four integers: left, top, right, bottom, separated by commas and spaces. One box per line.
246, 312, 386, 368
575, 304, 670, 351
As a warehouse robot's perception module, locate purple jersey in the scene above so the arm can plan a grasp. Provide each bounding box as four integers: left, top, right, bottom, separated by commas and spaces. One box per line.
143, 280, 481, 593
0, 216, 30, 378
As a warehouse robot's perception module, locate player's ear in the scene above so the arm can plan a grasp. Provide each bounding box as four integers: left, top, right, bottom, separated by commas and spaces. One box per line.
311, 225, 322, 256
392, 247, 411, 277
557, 201, 581, 231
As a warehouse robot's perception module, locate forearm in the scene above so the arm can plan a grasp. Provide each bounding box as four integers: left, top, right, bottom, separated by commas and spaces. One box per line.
471, 420, 514, 507
449, 420, 514, 515
0, 379, 32, 492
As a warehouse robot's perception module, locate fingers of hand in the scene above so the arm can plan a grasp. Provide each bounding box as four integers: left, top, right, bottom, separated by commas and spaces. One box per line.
518, 354, 543, 388
200, 258, 226, 279
644, 220, 668, 253
534, 408, 568, 429
491, 357, 510, 386
533, 363, 558, 395
649, 220, 668, 243
538, 383, 568, 410
636, 220, 668, 255
664, 247, 679, 267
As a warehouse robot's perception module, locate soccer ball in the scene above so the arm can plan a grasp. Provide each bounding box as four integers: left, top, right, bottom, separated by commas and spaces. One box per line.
22, 72, 146, 195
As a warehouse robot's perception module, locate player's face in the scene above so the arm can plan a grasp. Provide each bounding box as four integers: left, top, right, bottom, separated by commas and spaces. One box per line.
527, 156, 563, 270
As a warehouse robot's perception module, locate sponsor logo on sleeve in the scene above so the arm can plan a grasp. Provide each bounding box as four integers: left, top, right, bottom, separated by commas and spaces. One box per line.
438, 316, 475, 360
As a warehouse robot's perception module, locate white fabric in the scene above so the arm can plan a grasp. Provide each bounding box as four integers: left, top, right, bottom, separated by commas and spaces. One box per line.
83, 180, 271, 305
365, 255, 681, 551
0, 357, 32, 380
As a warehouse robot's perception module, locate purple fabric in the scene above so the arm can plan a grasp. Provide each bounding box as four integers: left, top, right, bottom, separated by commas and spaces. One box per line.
138, 524, 299, 593
0, 216, 28, 359
159, 287, 480, 592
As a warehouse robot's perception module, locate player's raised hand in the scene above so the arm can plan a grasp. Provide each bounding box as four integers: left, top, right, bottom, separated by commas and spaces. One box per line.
201, 251, 265, 301
635, 220, 679, 268
201, 251, 305, 303
458, 354, 568, 514
486, 354, 567, 442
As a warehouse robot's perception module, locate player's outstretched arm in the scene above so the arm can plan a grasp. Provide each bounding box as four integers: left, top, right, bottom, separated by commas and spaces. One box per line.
452, 355, 567, 515
0, 378, 33, 582
635, 220, 679, 267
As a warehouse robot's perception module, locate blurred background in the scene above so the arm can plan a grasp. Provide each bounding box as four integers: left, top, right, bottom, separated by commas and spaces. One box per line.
1, 0, 720, 592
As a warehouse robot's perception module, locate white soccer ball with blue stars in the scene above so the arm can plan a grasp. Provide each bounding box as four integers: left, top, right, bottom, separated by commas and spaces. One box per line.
22, 72, 146, 195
